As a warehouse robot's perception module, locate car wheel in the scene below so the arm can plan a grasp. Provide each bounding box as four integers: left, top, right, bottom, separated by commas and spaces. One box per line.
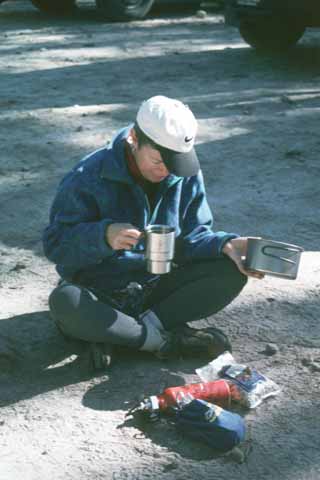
31, 0, 76, 15
239, 17, 306, 51
95, 0, 155, 21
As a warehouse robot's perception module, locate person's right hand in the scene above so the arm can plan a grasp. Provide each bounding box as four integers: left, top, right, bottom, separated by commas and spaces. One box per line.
106, 223, 142, 250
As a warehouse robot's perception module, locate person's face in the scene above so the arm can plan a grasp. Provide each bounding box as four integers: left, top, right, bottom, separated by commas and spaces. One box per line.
135, 144, 170, 183
130, 130, 170, 183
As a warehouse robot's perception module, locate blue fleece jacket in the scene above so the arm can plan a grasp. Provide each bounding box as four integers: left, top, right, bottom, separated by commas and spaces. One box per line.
43, 126, 238, 292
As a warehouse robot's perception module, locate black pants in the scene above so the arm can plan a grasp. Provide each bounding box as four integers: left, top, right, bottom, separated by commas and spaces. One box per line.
49, 257, 247, 350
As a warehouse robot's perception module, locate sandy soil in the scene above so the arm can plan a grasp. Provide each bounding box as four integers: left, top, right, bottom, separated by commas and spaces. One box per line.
0, 1, 320, 479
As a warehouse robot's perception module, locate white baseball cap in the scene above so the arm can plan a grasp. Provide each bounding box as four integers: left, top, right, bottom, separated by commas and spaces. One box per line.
136, 95, 200, 177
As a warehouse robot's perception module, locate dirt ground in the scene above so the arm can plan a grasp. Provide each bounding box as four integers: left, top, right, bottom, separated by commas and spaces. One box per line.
0, 1, 320, 479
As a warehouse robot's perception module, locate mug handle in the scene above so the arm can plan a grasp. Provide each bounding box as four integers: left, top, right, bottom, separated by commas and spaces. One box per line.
261, 245, 299, 265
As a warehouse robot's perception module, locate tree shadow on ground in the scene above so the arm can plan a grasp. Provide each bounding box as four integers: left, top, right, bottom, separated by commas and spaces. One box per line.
1, 43, 320, 114
0, 310, 96, 407
0, 6, 319, 257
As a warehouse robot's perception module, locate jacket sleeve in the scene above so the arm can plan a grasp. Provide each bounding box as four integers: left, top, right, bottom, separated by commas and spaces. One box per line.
175, 171, 238, 262
43, 175, 115, 268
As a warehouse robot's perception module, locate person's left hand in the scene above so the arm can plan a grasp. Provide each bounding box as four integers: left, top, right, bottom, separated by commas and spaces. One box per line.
222, 237, 264, 279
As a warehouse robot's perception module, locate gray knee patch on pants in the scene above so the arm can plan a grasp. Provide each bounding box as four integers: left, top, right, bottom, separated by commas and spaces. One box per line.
139, 310, 166, 352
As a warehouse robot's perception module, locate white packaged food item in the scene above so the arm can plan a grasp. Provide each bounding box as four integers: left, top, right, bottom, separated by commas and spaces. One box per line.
220, 364, 281, 409
196, 351, 235, 382
196, 353, 281, 409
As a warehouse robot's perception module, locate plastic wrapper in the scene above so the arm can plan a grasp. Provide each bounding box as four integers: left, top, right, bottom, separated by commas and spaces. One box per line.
196, 353, 281, 409
196, 351, 235, 382
221, 364, 281, 408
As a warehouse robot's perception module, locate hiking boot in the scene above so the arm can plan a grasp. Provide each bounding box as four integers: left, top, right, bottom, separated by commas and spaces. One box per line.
88, 342, 113, 370
157, 325, 232, 360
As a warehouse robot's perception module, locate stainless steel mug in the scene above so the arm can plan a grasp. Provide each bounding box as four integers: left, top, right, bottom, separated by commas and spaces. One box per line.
245, 237, 303, 280
144, 225, 175, 274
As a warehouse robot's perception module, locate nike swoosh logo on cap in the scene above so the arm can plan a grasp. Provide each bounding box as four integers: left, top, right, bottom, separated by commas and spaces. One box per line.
185, 136, 193, 143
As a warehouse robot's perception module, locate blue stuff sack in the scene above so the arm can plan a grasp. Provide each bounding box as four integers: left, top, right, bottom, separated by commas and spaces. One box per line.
175, 399, 246, 451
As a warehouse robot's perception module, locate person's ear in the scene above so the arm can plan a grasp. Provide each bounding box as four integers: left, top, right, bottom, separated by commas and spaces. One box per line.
128, 128, 138, 151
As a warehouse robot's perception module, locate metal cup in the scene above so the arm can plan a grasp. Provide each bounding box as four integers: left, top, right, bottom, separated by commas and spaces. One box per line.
144, 225, 175, 274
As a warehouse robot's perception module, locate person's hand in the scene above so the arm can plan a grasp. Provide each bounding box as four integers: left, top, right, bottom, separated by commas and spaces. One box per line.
222, 237, 264, 279
106, 223, 142, 250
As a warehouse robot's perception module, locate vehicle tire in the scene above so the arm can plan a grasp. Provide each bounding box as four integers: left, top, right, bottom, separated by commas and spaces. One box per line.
95, 0, 155, 21
239, 17, 306, 51
31, 0, 76, 15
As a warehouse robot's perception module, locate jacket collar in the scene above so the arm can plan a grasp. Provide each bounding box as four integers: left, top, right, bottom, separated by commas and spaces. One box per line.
100, 126, 133, 184
100, 125, 182, 189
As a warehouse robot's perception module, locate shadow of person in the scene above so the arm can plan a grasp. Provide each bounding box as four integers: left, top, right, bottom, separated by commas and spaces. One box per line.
1, 311, 247, 461
0, 310, 103, 407
82, 351, 192, 411
114, 378, 250, 463
0, 310, 201, 411
82, 352, 235, 461
82, 349, 212, 412
119, 408, 228, 462
117, 398, 246, 463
